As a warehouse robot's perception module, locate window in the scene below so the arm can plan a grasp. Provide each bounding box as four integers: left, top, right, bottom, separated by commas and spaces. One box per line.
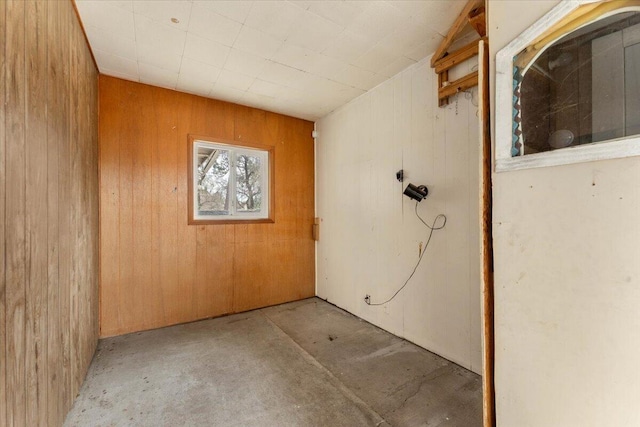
495, 1, 640, 171
188, 135, 274, 224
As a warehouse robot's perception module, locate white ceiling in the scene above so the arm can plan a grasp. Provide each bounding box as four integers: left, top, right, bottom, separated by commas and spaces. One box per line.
75, 0, 467, 121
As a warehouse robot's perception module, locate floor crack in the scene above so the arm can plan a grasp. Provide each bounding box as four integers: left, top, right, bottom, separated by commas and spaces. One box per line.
260, 309, 390, 427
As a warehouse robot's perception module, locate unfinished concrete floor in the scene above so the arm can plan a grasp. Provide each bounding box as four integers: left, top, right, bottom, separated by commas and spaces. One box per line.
65, 298, 482, 426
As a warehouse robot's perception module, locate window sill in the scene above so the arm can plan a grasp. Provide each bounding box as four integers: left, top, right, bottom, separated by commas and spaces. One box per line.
188, 217, 275, 226
495, 135, 640, 172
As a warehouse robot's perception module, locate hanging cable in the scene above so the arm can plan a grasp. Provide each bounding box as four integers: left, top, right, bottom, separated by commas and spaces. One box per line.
365, 201, 446, 306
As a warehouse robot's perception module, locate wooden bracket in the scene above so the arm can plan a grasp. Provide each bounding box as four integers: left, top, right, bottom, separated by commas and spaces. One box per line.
434, 37, 487, 74
468, 6, 487, 37
431, 0, 487, 107
312, 218, 320, 241
439, 71, 479, 101
431, 0, 483, 67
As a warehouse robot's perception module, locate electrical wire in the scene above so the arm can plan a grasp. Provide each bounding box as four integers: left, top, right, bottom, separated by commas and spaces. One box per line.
365, 201, 446, 306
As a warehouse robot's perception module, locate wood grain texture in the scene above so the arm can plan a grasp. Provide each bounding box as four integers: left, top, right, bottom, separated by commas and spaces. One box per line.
46, 1, 62, 423
431, 0, 483, 66
479, 40, 495, 427
68, 10, 81, 402
25, 1, 49, 424
99, 77, 316, 337
438, 70, 479, 100
5, 2, 28, 424
0, 0, 99, 425
58, 2, 73, 416
434, 37, 486, 73
0, 0, 7, 423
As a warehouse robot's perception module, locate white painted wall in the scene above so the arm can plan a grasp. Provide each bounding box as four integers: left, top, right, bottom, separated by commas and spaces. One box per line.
316, 56, 483, 373
489, 1, 640, 425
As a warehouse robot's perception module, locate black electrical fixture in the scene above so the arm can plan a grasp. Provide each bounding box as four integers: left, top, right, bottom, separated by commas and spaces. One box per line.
403, 183, 428, 202
396, 169, 404, 182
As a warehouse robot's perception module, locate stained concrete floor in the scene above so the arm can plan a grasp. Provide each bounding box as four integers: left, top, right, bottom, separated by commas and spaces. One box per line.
65, 298, 482, 427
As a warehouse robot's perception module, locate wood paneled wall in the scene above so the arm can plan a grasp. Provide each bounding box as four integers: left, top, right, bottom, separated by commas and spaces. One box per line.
0, 1, 100, 426
99, 76, 315, 337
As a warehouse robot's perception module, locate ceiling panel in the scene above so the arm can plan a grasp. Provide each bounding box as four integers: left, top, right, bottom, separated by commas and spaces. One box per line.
75, 0, 469, 121
183, 33, 231, 67
139, 62, 179, 89
217, 69, 255, 91
133, 0, 192, 31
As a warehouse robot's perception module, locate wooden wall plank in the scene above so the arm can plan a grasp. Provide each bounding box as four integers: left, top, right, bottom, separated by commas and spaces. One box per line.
24, 1, 49, 424
46, 1, 61, 423
86, 36, 100, 371
204, 225, 235, 315
118, 88, 135, 332
149, 89, 163, 327
68, 12, 81, 401
97, 76, 120, 337
58, 1, 73, 415
75, 23, 98, 390
5, 1, 27, 424
99, 77, 316, 336
154, 88, 179, 325
175, 92, 197, 325
1, 1, 99, 425
193, 225, 209, 320
131, 84, 155, 331
0, 0, 7, 424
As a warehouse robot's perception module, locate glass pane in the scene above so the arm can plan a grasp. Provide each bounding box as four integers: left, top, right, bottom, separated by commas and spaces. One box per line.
197, 146, 230, 215
515, 12, 640, 156
235, 154, 262, 212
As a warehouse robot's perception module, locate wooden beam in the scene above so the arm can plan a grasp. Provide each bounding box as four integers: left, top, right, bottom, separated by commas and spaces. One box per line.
479, 39, 495, 427
438, 71, 449, 107
431, 0, 483, 67
438, 71, 479, 101
434, 37, 487, 74
469, 6, 486, 37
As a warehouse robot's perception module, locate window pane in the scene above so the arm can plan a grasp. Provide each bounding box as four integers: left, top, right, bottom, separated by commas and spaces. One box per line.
235, 154, 262, 212
197, 146, 230, 215
515, 12, 640, 156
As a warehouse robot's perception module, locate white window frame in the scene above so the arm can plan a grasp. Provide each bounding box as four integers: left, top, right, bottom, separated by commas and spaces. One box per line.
495, 0, 640, 172
188, 135, 274, 224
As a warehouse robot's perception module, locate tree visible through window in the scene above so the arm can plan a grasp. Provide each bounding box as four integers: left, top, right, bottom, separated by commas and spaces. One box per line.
189, 137, 273, 223
235, 154, 262, 212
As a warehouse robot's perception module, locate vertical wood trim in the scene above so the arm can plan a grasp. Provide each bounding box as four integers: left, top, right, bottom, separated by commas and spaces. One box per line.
438, 70, 449, 107
25, 1, 48, 424
479, 40, 495, 427
187, 135, 195, 227
5, 0, 27, 425
82, 28, 98, 384
0, 0, 6, 424
87, 43, 100, 367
